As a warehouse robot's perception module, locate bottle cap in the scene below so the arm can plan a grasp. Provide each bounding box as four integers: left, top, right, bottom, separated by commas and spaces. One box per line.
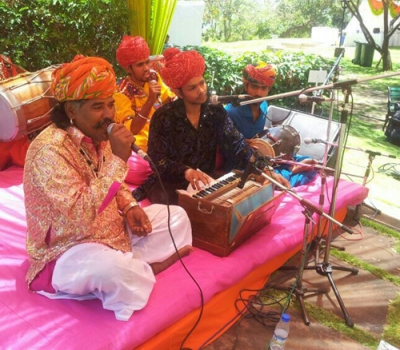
282, 313, 290, 322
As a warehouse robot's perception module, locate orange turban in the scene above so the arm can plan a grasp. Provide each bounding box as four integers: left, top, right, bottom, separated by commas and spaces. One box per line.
160, 48, 205, 89
116, 35, 150, 68
243, 62, 276, 87
51, 55, 116, 102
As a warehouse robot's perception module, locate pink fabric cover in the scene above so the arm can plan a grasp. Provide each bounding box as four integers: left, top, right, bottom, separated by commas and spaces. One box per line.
0, 166, 368, 349
125, 152, 153, 185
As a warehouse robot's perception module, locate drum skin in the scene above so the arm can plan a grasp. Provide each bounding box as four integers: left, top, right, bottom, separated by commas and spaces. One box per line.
248, 125, 301, 159
0, 66, 58, 142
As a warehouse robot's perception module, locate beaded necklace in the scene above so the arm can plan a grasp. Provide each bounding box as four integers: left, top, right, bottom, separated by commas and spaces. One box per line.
79, 146, 104, 178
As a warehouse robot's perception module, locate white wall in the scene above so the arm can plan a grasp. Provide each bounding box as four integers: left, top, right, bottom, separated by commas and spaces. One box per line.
168, 1, 205, 47
343, 0, 400, 47
311, 27, 339, 46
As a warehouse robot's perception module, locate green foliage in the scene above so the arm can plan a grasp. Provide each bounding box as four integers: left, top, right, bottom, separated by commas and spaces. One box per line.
184, 45, 333, 108
384, 292, 400, 349
203, 0, 352, 42
0, 0, 129, 74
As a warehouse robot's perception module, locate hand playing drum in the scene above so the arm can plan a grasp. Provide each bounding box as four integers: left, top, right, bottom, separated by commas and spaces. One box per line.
291, 158, 318, 174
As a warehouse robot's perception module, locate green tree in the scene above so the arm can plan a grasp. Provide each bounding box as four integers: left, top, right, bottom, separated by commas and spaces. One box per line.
256, 0, 350, 38
345, 0, 399, 71
203, 0, 262, 42
0, 0, 129, 73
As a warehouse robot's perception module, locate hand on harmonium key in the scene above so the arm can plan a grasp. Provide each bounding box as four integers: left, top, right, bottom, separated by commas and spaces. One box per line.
184, 168, 214, 191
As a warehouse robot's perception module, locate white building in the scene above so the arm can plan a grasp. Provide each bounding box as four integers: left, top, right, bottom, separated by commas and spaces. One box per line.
343, 0, 400, 47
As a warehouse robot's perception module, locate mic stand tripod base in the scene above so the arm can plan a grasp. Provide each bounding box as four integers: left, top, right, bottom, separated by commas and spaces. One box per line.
353, 202, 382, 221
254, 169, 358, 328
275, 242, 359, 327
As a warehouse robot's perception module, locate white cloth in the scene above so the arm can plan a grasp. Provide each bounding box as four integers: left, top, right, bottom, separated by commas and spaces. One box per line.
38, 204, 192, 321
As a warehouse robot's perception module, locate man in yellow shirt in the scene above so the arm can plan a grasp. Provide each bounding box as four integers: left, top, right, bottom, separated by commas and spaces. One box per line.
115, 35, 175, 153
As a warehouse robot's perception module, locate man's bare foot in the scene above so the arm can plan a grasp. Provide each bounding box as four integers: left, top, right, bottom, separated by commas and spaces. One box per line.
150, 245, 193, 275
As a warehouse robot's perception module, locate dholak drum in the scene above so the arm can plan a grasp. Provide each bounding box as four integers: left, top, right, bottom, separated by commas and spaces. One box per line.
0, 66, 58, 142
248, 125, 301, 159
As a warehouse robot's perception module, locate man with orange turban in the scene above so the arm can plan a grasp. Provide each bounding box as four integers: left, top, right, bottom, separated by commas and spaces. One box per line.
132, 48, 289, 205
226, 62, 318, 187
23, 55, 192, 321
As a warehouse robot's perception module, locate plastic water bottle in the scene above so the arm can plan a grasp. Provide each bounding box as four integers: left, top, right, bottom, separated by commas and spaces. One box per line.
269, 313, 290, 350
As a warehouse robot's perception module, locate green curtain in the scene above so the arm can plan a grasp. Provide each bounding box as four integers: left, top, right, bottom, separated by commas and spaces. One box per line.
126, 0, 177, 55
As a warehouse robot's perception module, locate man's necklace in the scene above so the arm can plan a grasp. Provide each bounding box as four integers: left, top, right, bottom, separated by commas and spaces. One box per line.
79, 146, 104, 178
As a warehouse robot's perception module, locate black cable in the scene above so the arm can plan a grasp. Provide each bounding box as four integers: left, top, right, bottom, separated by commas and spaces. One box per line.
145, 157, 205, 350
377, 162, 400, 179
197, 287, 288, 349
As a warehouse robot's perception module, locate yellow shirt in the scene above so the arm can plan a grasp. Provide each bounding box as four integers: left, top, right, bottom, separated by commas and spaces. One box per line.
116, 72, 175, 152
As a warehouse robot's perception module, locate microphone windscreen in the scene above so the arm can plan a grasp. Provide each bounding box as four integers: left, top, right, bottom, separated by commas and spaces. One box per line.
303, 137, 312, 145
106, 123, 115, 135
298, 94, 308, 103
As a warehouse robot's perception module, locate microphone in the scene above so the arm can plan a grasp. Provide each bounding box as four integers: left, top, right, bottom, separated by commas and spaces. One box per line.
237, 154, 256, 189
150, 79, 162, 105
209, 94, 252, 105
106, 123, 151, 162
298, 94, 333, 104
304, 137, 338, 147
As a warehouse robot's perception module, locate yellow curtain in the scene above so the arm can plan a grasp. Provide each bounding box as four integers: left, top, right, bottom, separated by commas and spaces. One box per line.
126, 0, 177, 55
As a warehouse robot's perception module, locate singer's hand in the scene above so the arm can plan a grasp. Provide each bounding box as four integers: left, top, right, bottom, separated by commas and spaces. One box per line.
291, 158, 318, 175
148, 80, 162, 103
185, 168, 213, 190
125, 206, 152, 236
108, 123, 134, 162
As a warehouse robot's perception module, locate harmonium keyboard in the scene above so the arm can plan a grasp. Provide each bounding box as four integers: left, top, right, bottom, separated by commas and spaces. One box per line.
177, 170, 285, 257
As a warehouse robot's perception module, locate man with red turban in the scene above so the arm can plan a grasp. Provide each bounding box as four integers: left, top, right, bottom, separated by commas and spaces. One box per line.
24, 55, 192, 321
132, 48, 289, 205
115, 35, 176, 185
226, 62, 318, 187
115, 35, 175, 152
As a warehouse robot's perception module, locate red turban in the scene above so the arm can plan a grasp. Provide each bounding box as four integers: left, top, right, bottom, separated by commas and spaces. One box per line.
160, 48, 205, 89
243, 62, 276, 87
116, 35, 150, 68
51, 55, 116, 101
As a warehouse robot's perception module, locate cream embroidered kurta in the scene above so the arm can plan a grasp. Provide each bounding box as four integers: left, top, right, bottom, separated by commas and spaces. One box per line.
24, 124, 133, 287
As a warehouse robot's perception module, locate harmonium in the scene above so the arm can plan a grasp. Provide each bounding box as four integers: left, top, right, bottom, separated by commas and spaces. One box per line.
177, 170, 285, 257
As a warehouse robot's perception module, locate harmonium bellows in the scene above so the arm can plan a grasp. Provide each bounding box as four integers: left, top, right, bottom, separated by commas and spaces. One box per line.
177, 170, 285, 257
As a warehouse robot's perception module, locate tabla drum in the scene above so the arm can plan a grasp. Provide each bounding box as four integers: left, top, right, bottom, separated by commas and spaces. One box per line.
0, 66, 58, 142
248, 125, 301, 159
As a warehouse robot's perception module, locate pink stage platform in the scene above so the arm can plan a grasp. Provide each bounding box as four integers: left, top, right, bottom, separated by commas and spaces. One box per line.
0, 166, 367, 349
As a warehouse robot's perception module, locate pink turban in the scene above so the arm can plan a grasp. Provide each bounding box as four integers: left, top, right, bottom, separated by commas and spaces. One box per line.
51, 55, 116, 101
243, 62, 276, 87
116, 35, 150, 68
160, 48, 205, 89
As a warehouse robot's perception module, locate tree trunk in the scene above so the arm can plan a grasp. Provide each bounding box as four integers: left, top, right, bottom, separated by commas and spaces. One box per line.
346, 0, 395, 71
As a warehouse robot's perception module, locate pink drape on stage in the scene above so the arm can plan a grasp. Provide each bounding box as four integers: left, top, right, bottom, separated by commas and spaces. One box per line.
0, 166, 368, 349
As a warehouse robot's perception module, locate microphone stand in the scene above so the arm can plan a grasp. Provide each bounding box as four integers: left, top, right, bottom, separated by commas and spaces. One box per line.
240, 72, 400, 326
246, 163, 355, 326
268, 85, 358, 327
349, 149, 396, 220
239, 71, 400, 106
